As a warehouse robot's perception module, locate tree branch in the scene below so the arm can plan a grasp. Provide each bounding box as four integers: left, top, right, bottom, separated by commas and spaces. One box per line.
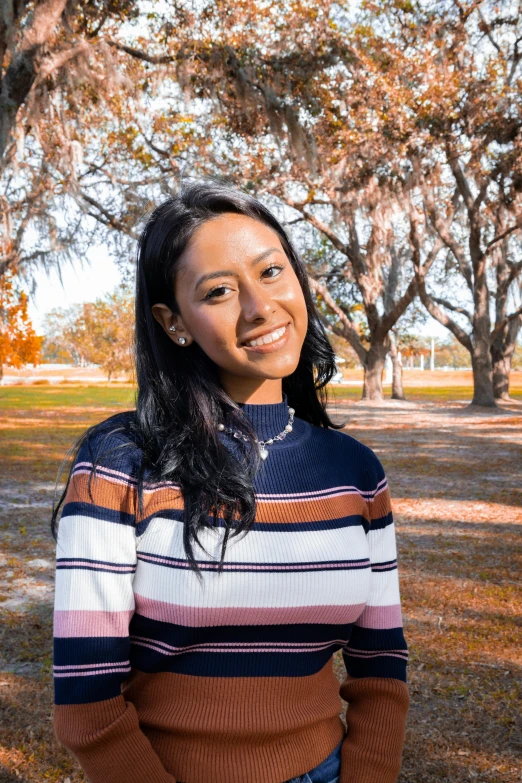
490, 304, 522, 342
431, 296, 473, 321
78, 193, 139, 239
410, 214, 473, 351
107, 40, 175, 64
485, 220, 522, 254
308, 276, 367, 363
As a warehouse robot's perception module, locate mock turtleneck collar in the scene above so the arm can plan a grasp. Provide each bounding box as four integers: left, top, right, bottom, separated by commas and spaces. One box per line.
234, 393, 291, 442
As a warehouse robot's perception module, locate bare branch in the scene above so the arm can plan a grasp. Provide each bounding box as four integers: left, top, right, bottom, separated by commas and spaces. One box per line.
485, 220, 522, 254
410, 214, 473, 351
107, 40, 175, 64
308, 276, 367, 363
431, 296, 473, 321
78, 193, 139, 239
491, 304, 522, 342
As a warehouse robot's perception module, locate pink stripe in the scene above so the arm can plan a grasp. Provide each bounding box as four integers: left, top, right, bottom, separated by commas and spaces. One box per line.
343, 651, 408, 660
345, 646, 408, 655
354, 604, 403, 629
54, 660, 129, 671
54, 667, 131, 678
256, 480, 387, 501
58, 560, 135, 572
138, 554, 370, 572
372, 484, 388, 500
54, 610, 134, 637
131, 634, 347, 654
130, 638, 346, 656
74, 463, 180, 491
134, 595, 366, 626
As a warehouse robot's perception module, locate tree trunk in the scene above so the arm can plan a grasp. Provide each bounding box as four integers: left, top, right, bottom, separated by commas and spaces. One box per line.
491, 316, 521, 400
388, 336, 405, 400
362, 342, 387, 401
470, 340, 497, 407
0, 363, 3, 385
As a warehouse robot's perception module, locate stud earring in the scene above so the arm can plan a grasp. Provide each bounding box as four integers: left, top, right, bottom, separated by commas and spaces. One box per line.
168, 326, 176, 332
178, 337, 187, 345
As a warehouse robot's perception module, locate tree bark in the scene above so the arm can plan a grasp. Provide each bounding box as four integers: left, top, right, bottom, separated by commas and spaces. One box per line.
362, 341, 387, 401
388, 334, 405, 400
470, 339, 496, 407
491, 316, 522, 400
0, 0, 69, 159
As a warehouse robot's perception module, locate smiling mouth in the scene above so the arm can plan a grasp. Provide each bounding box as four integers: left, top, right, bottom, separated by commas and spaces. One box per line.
243, 324, 289, 347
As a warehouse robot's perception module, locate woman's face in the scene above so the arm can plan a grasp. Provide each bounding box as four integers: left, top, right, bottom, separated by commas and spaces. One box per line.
151, 212, 308, 400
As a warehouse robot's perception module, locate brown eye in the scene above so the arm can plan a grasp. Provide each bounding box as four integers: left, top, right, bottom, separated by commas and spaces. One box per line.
204, 285, 232, 300
262, 264, 284, 278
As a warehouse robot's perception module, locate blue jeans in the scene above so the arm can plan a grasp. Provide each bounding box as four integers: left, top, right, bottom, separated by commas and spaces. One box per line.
282, 739, 343, 783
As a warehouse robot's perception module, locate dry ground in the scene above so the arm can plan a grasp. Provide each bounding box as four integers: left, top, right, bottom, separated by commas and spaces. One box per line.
0, 383, 520, 783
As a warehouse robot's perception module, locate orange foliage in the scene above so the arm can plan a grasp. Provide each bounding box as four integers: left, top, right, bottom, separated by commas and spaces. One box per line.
0, 274, 42, 378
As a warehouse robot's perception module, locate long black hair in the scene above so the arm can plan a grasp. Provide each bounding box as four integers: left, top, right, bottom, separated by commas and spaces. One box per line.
51, 180, 345, 581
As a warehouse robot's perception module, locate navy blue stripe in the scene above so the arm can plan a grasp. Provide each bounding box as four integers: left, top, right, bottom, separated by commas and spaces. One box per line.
347, 625, 408, 651
56, 564, 136, 574
368, 511, 394, 531
54, 637, 130, 666
137, 512, 366, 534
342, 652, 408, 682
57, 557, 136, 567
54, 672, 127, 705
130, 614, 355, 646
371, 559, 397, 572
61, 501, 135, 526
136, 552, 370, 573
129, 644, 341, 678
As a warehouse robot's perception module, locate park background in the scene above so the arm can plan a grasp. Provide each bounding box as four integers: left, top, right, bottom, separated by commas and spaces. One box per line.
0, 1, 521, 782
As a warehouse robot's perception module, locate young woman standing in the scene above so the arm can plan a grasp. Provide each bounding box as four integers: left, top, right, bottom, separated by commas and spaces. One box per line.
51, 182, 410, 783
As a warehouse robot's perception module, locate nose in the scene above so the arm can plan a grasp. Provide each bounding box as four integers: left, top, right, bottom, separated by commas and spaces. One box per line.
239, 281, 275, 322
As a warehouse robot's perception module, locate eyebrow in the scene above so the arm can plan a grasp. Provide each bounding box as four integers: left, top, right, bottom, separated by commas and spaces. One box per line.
194, 247, 283, 291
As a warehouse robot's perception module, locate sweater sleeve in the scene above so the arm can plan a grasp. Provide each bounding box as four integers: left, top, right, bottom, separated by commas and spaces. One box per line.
52, 429, 177, 783
339, 447, 410, 783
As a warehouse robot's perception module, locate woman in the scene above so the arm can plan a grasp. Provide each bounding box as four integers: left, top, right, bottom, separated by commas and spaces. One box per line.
51, 181, 410, 783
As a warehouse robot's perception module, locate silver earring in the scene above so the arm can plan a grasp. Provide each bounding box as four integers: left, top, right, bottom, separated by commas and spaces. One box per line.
168, 326, 176, 332
178, 337, 186, 345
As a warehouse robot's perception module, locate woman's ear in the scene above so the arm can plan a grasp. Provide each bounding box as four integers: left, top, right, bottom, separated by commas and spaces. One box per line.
151, 303, 192, 345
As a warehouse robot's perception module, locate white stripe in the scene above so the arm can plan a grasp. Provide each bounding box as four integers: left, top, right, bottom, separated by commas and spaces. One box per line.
54, 568, 135, 611
133, 557, 371, 610
57, 514, 137, 564
140, 515, 371, 565
367, 524, 397, 562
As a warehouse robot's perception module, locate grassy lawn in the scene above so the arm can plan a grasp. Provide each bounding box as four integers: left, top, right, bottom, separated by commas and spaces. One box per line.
0, 384, 520, 782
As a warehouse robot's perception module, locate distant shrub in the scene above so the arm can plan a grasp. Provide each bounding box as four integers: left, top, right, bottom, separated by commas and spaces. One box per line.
32, 379, 51, 385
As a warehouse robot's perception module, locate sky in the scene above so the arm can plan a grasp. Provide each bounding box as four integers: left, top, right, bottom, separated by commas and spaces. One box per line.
26, 243, 449, 339
26, 247, 123, 331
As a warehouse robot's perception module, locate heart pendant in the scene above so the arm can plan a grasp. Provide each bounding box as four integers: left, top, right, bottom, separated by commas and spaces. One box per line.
259, 447, 269, 460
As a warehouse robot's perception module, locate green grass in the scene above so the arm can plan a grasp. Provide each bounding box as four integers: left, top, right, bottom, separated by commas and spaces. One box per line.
0, 386, 136, 483
0, 385, 136, 412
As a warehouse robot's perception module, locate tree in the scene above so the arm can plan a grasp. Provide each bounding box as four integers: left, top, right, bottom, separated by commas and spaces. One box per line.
42, 305, 86, 365
0, 0, 206, 282
360, 1, 522, 407
0, 272, 41, 381
73, 285, 134, 381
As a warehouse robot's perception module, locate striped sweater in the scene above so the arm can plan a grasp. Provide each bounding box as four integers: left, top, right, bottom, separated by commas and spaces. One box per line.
53, 397, 410, 783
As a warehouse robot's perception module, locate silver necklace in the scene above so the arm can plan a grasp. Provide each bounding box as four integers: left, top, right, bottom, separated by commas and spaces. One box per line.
217, 406, 295, 460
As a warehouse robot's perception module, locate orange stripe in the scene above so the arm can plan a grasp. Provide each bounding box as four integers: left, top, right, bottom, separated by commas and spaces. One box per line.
371, 488, 392, 522
256, 493, 369, 523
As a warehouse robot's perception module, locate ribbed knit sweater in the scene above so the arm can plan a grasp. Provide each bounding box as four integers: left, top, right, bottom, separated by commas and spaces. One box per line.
53, 397, 410, 783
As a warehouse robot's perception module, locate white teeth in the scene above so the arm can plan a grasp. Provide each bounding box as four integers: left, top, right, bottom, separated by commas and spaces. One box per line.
246, 325, 287, 347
